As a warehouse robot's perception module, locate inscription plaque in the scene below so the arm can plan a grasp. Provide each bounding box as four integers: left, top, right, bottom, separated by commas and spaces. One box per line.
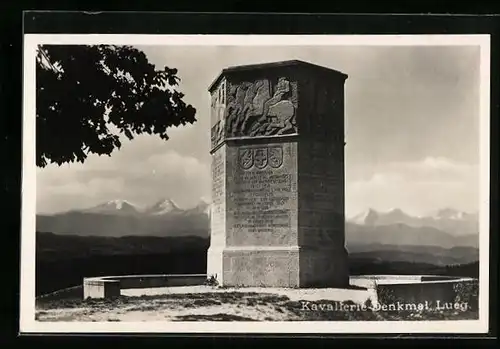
232, 170, 292, 234
226, 143, 297, 247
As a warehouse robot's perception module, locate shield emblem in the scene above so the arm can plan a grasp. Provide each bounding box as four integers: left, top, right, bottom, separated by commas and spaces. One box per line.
239, 148, 253, 169
268, 146, 283, 168
253, 148, 268, 169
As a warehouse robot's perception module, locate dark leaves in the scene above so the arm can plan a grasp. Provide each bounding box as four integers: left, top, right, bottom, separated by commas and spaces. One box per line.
36, 44, 197, 168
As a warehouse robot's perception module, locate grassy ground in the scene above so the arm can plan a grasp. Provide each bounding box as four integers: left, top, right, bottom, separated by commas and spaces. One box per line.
35, 291, 479, 322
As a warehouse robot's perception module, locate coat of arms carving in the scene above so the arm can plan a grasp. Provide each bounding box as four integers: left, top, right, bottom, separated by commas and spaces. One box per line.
253, 148, 268, 169
238, 148, 254, 170
268, 146, 283, 168
238, 146, 284, 170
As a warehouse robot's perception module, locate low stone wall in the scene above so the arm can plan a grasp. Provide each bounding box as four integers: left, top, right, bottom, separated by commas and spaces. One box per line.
83, 274, 207, 299
83, 273, 479, 308
83, 279, 121, 299
350, 275, 479, 310
116, 274, 206, 289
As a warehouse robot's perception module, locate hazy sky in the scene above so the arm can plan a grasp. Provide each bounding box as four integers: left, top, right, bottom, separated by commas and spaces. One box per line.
36, 45, 481, 217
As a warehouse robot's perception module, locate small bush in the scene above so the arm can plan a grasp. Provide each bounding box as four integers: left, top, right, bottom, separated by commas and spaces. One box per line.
453, 279, 479, 310
204, 275, 219, 287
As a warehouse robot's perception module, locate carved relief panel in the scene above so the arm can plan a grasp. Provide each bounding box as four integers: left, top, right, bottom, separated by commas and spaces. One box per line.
225, 77, 298, 138
211, 79, 227, 149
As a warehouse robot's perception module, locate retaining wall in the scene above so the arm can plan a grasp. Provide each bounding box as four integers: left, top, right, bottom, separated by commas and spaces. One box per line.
351, 275, 478, 309
83, 274, 207, 299
376, 278, 478, 308
83, 273, 478, 307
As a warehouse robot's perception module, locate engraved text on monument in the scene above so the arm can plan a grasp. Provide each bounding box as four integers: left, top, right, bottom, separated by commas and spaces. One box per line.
231, 146, 293, 236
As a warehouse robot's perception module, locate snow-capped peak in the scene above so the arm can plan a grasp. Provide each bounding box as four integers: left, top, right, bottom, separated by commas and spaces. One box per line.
146, 198, 181, 215
433, 208, 473, 220
384, 208, 411, 218
84, 199, 139, 214
157, 198, 179, 210
349, 208, 379, 225
349, 207, 416, 226
106, 199, 134, 210
195, 199, 211, 215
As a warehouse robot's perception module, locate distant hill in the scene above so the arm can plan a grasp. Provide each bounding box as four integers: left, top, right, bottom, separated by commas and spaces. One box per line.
35, 232, 210, 296
35, 232, 480, 296
37, 231, 478, 267
37, 232, 209, 259
347, 243, 479, 266
346, 222, 479, 249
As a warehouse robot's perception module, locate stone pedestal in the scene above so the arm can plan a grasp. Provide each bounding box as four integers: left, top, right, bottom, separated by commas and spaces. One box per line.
207, 60, 349, 288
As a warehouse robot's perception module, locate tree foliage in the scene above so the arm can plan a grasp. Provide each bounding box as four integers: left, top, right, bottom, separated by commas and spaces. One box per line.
36, 45, 197, 168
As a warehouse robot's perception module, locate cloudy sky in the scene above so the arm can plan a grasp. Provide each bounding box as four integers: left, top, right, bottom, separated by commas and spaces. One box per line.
36, 44, 481, 217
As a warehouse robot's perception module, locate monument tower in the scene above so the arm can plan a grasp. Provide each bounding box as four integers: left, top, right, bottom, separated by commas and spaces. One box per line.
207, 60, 349, 288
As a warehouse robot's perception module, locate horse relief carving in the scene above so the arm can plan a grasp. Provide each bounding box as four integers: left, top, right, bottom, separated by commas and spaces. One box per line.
225, 77, 297, 138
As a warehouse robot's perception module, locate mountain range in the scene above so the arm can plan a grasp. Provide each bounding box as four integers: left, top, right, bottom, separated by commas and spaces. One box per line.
346, 207, 479, 249
36, 200, 479, 249
36, 199, 211, 238
348, 207, 479, 236
80, 198, 210, 216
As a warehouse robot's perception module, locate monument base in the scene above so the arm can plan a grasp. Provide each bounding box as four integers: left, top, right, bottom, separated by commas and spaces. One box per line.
299, 246, 350, 288
207, 245, 349, 288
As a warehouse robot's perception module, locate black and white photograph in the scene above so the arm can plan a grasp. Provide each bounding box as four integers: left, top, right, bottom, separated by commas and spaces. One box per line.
20, 34, 490, 334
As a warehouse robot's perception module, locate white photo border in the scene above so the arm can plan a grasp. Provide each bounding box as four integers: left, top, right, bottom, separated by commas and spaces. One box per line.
21, 34, 491, 334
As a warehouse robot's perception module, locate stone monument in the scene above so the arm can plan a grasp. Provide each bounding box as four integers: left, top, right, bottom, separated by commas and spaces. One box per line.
207, 60, 349, 288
